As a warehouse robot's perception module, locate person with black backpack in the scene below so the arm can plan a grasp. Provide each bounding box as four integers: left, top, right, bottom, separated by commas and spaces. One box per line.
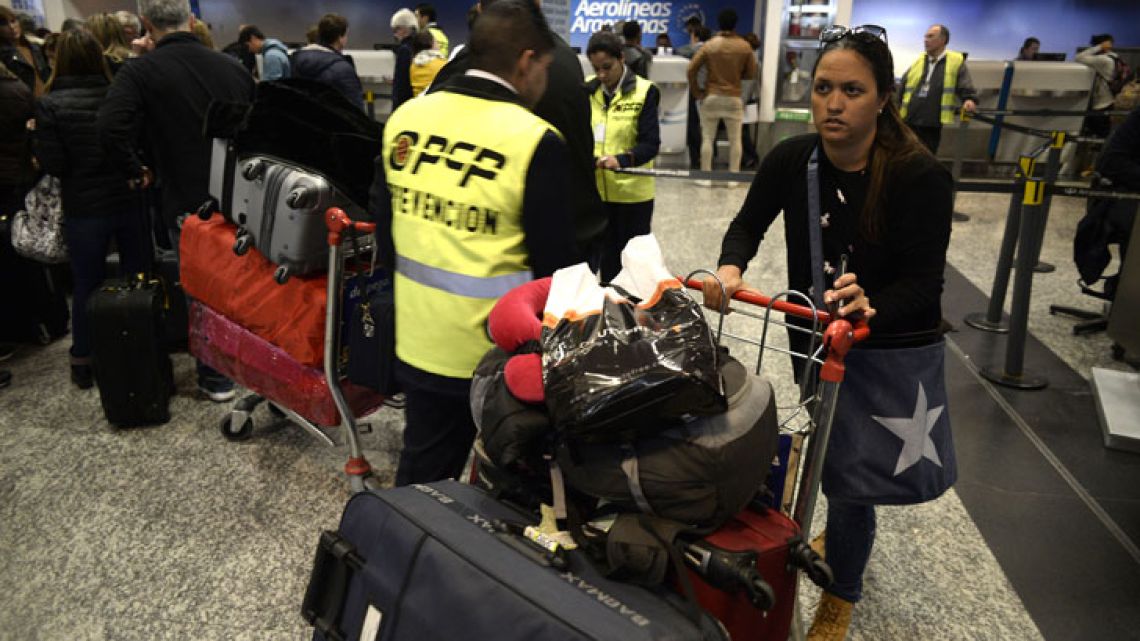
1077, 34, 1128, 140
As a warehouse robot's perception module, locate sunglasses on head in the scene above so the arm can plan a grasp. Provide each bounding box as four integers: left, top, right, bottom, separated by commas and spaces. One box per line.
819, 24, 888, 47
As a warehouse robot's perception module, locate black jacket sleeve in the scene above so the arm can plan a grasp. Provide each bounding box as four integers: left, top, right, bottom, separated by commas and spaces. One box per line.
1098, 106, 1140, 190
617, 84, 661, 168
717, 142, 791, 272
96, 64, 146, 180
368, 155, 396, 271
392, 45, 413, 110
33, 97, 68, 177
523, 131, 582, 277
865, 159, 953, 335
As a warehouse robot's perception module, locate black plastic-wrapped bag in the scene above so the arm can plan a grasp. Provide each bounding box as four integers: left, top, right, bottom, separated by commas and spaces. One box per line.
542, 283, 725, 442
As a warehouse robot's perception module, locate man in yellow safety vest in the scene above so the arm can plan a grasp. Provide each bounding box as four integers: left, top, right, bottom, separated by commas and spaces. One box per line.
899, 24, 978, 154
371, 0, 579, 486
414, 3, 449, 58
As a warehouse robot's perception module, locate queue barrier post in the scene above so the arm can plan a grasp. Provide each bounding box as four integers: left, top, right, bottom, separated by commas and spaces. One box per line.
981, 176, 1051, 390
965, 154, 1036, 333
951, 107, 971, 223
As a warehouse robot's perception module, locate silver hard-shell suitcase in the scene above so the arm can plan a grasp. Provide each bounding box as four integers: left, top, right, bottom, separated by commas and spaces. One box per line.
231, 156, 367, 283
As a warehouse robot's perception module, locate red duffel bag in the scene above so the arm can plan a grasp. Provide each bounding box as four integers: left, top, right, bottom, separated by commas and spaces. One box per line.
180, 215, 326, 367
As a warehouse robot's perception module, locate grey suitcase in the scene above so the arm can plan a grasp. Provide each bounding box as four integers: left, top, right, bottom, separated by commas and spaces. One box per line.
231, 155, 367, 283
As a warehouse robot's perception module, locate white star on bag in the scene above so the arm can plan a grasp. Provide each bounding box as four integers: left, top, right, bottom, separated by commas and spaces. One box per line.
872, 382, 945, 476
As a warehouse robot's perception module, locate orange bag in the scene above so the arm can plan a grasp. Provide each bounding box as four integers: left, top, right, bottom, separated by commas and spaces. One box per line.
180, 216, 327, 367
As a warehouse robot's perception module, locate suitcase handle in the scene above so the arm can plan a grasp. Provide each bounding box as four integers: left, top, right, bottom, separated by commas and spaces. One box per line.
301, 530, 365, 641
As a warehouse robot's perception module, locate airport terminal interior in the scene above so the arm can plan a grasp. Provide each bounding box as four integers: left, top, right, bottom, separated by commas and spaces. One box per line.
1, 0, 1139, 639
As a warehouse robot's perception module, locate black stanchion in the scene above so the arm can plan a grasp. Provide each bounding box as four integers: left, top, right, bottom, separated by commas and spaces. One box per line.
981, 176, 1050, 390
965, 155, 1036, 333
365, 90, 376, 121
951, 110, 971, 222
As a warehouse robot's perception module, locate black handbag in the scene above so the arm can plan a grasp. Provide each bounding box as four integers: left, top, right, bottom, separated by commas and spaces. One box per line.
345, 239, 398, 395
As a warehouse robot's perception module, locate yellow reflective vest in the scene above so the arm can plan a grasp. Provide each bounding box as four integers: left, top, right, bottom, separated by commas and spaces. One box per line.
589, 72, 656, 204
382, 89, 554, 378
900, 50, 964, 125
427, 26, 449, 58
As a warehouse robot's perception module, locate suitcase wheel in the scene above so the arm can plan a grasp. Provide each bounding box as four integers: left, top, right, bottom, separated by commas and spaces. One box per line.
233, 234, 252, 256
241, 159, 265, 181
273, 265, 290, 284
286, 187, 313, 209
196, 198, 219, 221
220, 413, 254, 441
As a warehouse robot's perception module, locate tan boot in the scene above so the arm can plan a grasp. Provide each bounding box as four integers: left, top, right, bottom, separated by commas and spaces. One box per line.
806, 592, 854, 641
809, 529, 826, 561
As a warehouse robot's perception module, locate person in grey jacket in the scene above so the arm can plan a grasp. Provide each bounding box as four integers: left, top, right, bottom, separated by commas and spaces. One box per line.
238, 25, 291, 81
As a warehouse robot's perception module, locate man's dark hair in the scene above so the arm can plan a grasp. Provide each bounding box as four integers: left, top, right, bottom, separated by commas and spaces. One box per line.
61, 17, 85, 32
587, 31, 623, 58
717, 9, 737, 32
696, 25, 712, 42
318, 13, 348, 47
1091, 33, 1113, 46
237, 25, 264, 44
412, 29, 434, 54
15, 12, 36, 33
415, 3, 437, 22
469, 0, 555, 77
935, 24, 950, 44
621, 20, 641, 42
684, 15, 702, 29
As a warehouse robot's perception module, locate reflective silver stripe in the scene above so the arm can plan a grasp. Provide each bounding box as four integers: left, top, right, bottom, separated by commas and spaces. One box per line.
621, 446, 656, 516
396, 255, 532, 299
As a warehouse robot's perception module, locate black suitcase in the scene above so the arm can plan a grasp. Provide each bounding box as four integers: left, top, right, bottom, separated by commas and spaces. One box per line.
0, 236, 69, 344
303, 481, 727, 641
88, 276, 174, 427
106, 249, 189, 351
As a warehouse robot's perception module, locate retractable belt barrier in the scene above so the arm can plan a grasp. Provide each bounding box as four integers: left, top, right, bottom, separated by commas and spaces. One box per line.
613, 166, 755, 183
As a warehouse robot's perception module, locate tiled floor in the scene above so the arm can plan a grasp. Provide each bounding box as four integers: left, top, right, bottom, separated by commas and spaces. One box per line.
1, 153, 1137, 639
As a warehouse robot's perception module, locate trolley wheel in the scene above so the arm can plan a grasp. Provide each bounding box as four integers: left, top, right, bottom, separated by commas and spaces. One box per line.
220, 414, 254, 441
268, 403, 286, 419
273, 265, 290, 284
1112, 343, 1126, 362
233, 233, 252, 256
804, 557, 834, 588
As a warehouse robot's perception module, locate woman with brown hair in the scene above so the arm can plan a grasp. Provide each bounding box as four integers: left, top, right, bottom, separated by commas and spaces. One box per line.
703, 25, 955, 641
86, 13, 134, 73
34, 28, 150, 389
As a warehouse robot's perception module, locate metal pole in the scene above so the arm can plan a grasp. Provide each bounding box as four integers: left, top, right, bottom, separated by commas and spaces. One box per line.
1032, 133, 1065, 274
981, 177, 1050, 390
951, 110, 971, 222
965, 155, 1034, 333
793, 379, 841, 536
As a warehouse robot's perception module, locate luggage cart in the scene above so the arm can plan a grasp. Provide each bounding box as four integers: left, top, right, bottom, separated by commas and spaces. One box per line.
206, 208, 390, 493
683, 271, 869, 641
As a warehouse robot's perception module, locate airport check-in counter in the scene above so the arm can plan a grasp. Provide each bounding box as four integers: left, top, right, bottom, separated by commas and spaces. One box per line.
347, 49, 396, 122
941, 60, 1093, 169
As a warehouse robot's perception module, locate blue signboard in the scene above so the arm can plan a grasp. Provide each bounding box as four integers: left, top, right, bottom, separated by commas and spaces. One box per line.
568, 0, 753, 51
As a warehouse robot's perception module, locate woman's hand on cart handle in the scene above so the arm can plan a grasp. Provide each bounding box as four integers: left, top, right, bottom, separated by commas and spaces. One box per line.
824, 273, 875, 321
702, 265, 751, 313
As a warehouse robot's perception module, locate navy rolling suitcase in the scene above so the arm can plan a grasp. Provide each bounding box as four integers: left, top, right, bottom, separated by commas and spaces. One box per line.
88, 275, 174, 427
302, 481, 728, 641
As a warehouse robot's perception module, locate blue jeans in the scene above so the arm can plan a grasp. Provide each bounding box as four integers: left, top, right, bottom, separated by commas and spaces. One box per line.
166, 223, 231, 387
64, 213, 151, 360
824, 500, 877, 603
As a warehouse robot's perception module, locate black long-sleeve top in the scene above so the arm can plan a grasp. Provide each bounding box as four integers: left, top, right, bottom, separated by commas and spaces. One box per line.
369, 73, 582, 280
719, 134, 952, 347
391, 37, 414, 111
1097, 106, 1140, 190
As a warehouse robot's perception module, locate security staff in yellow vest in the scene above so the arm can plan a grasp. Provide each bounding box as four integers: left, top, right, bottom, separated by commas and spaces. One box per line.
900, 24, 978, 154
586, 31, 661, 281
371, 0, 579, 486
415, 3, 449, 58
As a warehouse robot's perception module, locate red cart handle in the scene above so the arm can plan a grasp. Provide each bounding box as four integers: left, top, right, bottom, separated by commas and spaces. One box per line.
325, 207, 376, 247
683, 276, 869, 383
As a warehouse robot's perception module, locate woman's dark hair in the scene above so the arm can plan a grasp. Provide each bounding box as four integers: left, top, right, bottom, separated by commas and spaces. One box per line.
1090, 33, 1113, 47
587, 30, 623, 58
812, 33, 930, 241
46, 29, 112, 91
87, 13, 133, 63
1021, 37, 1039, 50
